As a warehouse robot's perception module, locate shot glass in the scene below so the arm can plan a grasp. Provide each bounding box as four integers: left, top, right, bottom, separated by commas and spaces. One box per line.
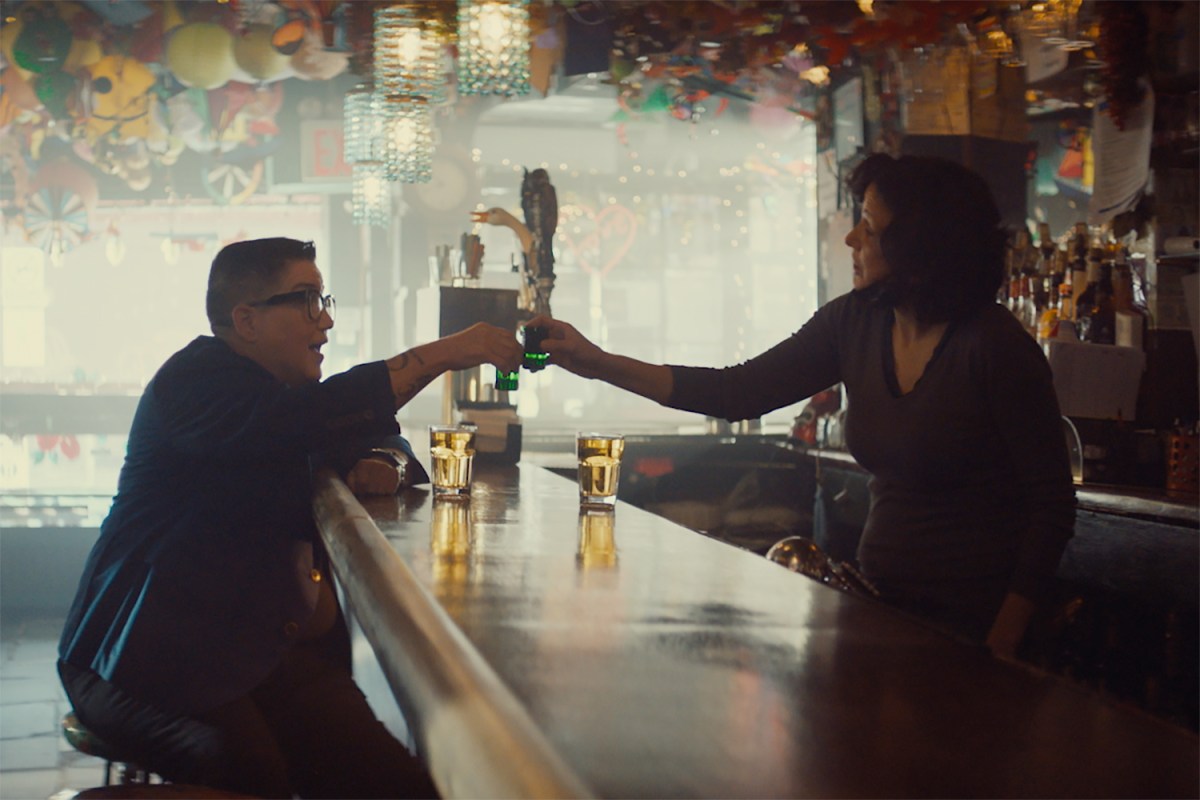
522, 325, 549, 372
576, 432, 625, 507
577, 508, 617, 568
429, 423, 477, 496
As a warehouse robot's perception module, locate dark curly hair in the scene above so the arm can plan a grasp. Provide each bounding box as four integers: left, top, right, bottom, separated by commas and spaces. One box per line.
206, 238, 316, 329
847, 154, 1006, 324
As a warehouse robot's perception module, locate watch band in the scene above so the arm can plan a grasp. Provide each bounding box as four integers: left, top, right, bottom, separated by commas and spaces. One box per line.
366, 448, 405, 468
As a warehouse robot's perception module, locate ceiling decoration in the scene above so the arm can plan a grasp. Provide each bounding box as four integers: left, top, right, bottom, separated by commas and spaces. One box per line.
456, 0, 532, 97
0, 1, 1156, 251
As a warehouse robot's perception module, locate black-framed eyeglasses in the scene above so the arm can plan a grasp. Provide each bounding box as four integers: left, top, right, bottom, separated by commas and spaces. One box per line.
248, 288, 335, 322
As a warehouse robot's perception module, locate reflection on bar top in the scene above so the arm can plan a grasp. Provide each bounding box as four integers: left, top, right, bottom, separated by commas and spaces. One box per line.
807, 446, 1198, 528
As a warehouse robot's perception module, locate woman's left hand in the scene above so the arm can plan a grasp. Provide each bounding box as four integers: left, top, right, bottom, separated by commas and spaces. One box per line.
346, 457, 402, 496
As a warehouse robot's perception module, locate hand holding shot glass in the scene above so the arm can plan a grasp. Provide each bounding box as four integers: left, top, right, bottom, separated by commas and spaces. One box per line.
495, 324, 549, 391
576, 433, 625, 508
429, 423, 477, 496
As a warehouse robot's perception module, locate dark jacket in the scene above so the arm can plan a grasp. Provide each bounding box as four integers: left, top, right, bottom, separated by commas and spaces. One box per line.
59, 336, 421, 714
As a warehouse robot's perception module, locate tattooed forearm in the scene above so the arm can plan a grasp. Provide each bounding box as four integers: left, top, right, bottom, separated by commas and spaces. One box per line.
385, 348, 437, 409
394, 374, 435, 404
387, 350, 426, 375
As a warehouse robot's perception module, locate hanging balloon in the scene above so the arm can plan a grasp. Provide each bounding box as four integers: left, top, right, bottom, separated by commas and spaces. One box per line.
12, 7, 72, 75
233, 24, 291, 82
166, 22, 236, 90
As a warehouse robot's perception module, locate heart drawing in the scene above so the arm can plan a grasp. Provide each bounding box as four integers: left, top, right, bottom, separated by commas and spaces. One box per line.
557, 203, 638, 277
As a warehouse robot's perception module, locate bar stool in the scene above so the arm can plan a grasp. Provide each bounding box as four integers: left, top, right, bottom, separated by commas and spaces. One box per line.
61, 712, 152, 786
60, 713, 257, 799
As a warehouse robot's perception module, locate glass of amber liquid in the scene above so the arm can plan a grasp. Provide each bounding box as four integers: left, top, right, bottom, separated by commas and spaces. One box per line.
429, 424, 477, 496
576, 433, 625, 508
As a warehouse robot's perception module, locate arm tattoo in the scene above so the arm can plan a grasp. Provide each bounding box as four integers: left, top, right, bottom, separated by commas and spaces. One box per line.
388, 350, 426, 374
396, 375, 435, 402
389, 350, 433, 405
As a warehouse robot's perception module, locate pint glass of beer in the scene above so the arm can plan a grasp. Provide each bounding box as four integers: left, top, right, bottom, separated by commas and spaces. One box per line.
429, 424, 477, 496
576, 433, 625, 507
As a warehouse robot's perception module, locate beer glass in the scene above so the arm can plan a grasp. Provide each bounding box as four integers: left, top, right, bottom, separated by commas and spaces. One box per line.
429, 423, 477, 496
576, 433, 624, 507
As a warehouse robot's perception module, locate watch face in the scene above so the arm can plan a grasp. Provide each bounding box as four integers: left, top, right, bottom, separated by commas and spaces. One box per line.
414, 156, 472, 213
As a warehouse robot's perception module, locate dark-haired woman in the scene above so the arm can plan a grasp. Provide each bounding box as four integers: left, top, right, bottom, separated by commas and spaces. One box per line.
528, 154, 1075, 658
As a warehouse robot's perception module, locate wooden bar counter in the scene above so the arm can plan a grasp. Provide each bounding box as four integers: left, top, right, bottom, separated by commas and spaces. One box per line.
314, 461, 1198, 799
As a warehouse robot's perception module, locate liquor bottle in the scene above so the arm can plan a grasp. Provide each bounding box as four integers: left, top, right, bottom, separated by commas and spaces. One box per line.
1043, 245, 1064, 321
1015, 228, 1039, 276
1068, 222, 1090, 319
1037, 245, 1064, 346
1111, 251, 1134, 312
1004, 235, 1023, 311
1024, 275, 1043, 336
1057, 253, 1076, 336
1006, 263, 1023, 314
1069, 221, 1090, 265
1037, 222, 1057, 274
1075, 246, 1101, 342
1037, 273, 1061, 348
1086, 260, 1116, 345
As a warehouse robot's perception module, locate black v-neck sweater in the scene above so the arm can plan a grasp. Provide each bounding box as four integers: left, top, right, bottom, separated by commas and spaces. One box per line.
668, 290, 1076, 623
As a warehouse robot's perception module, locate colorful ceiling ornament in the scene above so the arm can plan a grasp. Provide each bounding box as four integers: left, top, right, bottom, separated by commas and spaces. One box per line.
23, 157, 98, 262
0, 0, 1139, 224
165, 22, 239, 90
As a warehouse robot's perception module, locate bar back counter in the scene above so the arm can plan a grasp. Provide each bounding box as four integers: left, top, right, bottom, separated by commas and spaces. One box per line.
313, 462, 1198, 799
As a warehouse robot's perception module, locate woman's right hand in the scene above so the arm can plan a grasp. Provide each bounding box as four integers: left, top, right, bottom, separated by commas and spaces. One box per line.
525, 315, 608, 379
445, 322, 524, 374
